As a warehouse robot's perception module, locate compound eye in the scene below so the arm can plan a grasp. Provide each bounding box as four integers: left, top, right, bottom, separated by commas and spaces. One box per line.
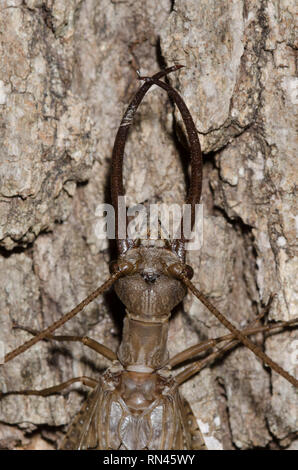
109, 258, 140, 276
141, 271, 160, 283
184, 264, 194, 280
166, 262, 194, 280
109, 260, 119, 274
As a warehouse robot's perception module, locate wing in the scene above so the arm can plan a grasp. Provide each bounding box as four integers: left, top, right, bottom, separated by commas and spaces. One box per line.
59, 379, 207, 450
59, 383, 103, 450
179, 396, 207, 450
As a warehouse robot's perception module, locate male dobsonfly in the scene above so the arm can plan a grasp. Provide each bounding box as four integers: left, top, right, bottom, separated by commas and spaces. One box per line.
1, 66, 297, 450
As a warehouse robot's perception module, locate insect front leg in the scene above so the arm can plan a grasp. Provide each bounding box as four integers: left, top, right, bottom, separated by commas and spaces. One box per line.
168, 263, 298, 387
11, 323, 117, 362
2, 324, 106, 396
169, 317, 297, 370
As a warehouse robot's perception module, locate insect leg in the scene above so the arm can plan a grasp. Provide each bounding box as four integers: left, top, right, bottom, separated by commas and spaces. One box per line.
12, 323, 117, 361
173, 272, 298, 387
3, 268, 127, 364
169, 300, 271, 367
0, 376, 98, 398
174, 319, 297, 386
169, 319, 297, 368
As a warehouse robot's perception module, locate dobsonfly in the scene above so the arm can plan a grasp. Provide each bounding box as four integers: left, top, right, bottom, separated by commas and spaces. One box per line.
0, 65, 297, 450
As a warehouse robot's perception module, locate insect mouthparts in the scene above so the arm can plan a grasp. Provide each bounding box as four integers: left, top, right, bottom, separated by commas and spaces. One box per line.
141, 271, 160, 283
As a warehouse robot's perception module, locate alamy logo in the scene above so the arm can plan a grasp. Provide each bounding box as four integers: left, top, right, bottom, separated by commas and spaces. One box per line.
94, 197, 204, 251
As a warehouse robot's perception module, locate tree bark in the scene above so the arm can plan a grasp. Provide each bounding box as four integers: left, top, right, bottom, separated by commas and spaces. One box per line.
0, 0, 296, 450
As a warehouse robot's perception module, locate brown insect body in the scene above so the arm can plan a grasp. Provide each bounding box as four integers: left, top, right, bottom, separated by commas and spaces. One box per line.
60, 66, 208, 449
61, 246, 205, 450
61, 366, 196, 450
1, 66, 297, 450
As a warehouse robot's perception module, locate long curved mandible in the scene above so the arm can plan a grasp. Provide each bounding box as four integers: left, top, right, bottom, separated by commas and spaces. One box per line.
111, 66, 202, 261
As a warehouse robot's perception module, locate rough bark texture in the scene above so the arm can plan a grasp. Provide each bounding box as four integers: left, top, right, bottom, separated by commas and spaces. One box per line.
0, 0, 297, 450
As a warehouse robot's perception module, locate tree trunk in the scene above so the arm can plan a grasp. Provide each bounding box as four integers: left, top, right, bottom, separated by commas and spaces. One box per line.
0, 0, 296, 450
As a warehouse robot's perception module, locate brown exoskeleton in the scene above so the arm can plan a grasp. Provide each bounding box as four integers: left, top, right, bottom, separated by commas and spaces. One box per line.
0, 66, 297, 450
